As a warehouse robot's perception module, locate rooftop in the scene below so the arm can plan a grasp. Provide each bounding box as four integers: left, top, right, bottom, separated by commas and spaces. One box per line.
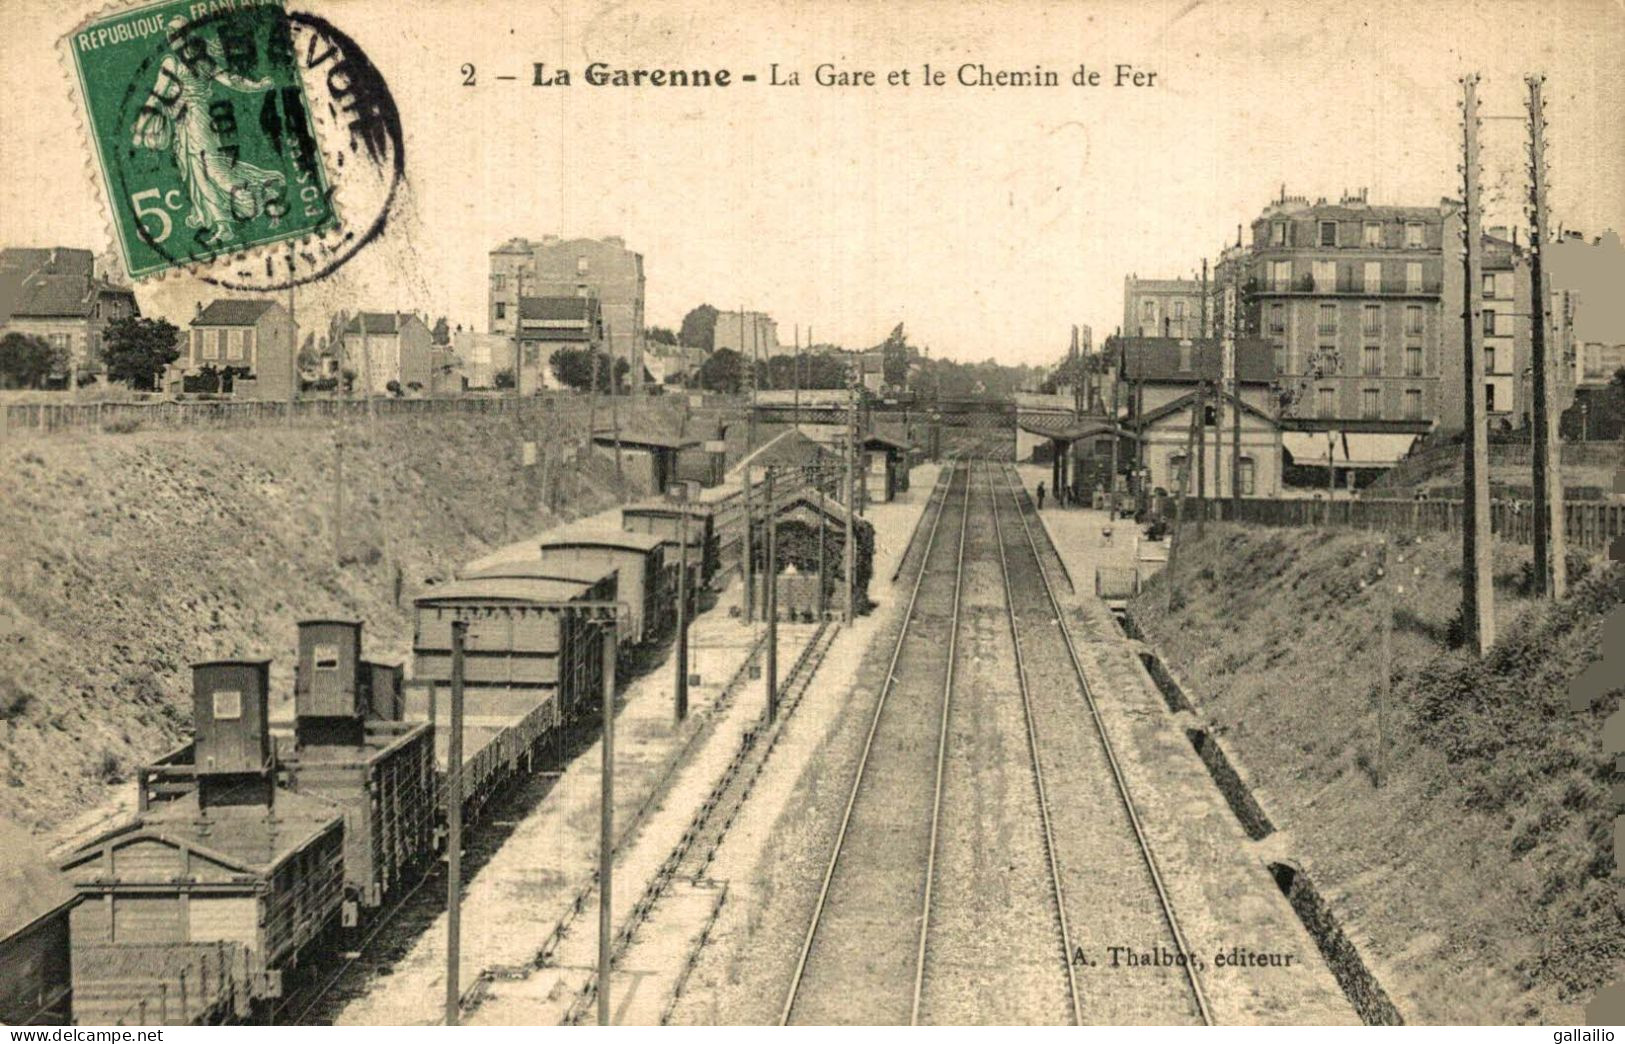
537, 524, 666, 553
728, 428, 831, 474
590, 429, 701, 451
419, 574, 596, 605
0, 818, 76, 940
462, 559, 619, 587
193, 299, 279, 327
344, 312, 419, 336
67, 789, 341, 877
1113, 336, 1275, 384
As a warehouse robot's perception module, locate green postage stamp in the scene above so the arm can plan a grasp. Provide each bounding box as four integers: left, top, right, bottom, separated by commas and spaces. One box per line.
67, 0, 334, 279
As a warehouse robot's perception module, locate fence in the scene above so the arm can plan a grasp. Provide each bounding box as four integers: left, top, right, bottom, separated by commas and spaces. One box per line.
1161, 494, 1625, 552
1, 391, 745, 440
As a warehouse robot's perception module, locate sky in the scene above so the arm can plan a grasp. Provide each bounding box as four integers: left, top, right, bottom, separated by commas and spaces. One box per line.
4, 0, 1623, 366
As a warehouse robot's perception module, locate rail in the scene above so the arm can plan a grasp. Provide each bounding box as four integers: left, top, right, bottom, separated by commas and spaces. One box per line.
997, 461, 1213, 1025
779, 461, 968, 1026
986, 461, 1083, 1025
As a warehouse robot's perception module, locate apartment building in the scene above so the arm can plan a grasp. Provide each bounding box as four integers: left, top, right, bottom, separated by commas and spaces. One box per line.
713, 310, 784, 358
1123, 276, 1206, 339
488, 236, 645, 379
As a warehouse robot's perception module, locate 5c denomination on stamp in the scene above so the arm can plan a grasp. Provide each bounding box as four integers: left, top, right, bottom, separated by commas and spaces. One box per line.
69, 0, 334, 279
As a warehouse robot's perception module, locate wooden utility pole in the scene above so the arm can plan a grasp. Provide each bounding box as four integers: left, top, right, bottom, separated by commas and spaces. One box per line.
1196, 261, 1208, 513
445, 620, 467, 1026
845, 360, 857, 622
1460, 73, 1496, 655
742, 462, 756, 620
332, 431, 344, 565
817, 473, 828, 617
793, 324, 801, 430
597, 619, 617, 1027
675, 500, 690, 722
1109, 334, 1122, 519
607, 319, 623, 484
1527, 75, 1567, 599
764, 467, 779, 721
743, 307, 756, 454
1166, 398, 1200, 612
1229, 269, 1243, 508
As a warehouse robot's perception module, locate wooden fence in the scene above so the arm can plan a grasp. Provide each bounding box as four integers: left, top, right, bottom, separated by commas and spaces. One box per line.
1162, 494, 1625, 552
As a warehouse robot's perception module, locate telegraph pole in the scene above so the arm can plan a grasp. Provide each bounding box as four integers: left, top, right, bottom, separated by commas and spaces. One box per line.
1460, 73, 1496, 655
675, 497, 690, 722
445, 620, 467, 1026
607, 319, 623, 483
597, 618, 617, 1027
764, 466, 779, 721
1167, 398, 1200, 612
1196, 261, 1208, 512
1527, 75, 1567, 599
332, 430, 344, 565
793, 323, 801, 429
743, 307, 756, 454
1109, 333, 1122, 519
845, 359, 858, 622
1229, 265, 1243, 508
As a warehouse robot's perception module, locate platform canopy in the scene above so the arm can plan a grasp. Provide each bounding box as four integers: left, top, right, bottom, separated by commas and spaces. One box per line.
1017, 416, 1127, 443
729, 428, 831, 475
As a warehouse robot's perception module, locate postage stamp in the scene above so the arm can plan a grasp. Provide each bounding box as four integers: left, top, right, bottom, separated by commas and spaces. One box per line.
67, 0, 335, 279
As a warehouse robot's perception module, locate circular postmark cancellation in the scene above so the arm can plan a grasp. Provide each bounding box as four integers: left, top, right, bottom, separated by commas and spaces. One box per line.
69, 0, 403, 290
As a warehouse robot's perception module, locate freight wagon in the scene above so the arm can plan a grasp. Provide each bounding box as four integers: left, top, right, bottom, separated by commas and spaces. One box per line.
619, 497, 719, 587
62, 662, 345, 1025
533, 526, 668, 646
0, 819, 75, 1026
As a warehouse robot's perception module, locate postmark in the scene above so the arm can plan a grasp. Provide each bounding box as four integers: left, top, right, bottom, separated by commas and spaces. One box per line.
69, 0, 335, 279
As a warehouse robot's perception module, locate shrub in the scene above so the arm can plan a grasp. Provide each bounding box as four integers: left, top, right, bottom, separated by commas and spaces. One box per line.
101, 416, 143, 434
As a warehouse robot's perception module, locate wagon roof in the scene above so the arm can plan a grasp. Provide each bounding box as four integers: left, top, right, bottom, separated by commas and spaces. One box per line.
537, 525, 665, 553
420, 575, 594, 604
621, 498, 717, 518
65, 790, 342, 876
0, 817, 76, 940
462, 559, 619, 587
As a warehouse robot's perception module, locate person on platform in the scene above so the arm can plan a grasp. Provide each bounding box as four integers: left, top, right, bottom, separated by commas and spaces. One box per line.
1036, 481, 1046, 509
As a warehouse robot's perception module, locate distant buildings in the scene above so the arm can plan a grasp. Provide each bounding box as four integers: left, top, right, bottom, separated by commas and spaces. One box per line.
184, 299, 298, 400
340, 311, 434, 394
1123, 277, 1206, 339
1548, 230, 1625, 390
0, 246, 138, 383
488, 236, 645, 379
452, 330, 512, 389
713, 310, 783, 358
516, 294, 602, 393
644, 342, 705, 385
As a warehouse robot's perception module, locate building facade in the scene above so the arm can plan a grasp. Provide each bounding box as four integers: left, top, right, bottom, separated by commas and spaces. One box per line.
516, 294, 603, 393
0, 246, 139, 383
341, 312, 434, 394
488, 236, 644, 380
1241, 190, 1447, 427
1437, 223, 1533, 431
713, 310, 783, 358
1123, 276, 1206, 339
185, 299, 298, 400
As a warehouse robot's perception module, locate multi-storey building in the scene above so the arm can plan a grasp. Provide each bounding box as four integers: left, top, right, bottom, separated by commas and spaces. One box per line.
340, 311, 435, 395
516, 294, 603, 393
1123, 276, 1206, 339
713, 310, 783, 358
488, 236, 644, 380
185, 299, 298, 400
1242, 190, 1447, 426
1438, 222, 1532, 430
0, 246, 138, 383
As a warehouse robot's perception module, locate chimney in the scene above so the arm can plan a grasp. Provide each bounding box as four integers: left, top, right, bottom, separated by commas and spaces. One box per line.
192, 660, 275, 809
195, 300, 203, 315
294, 620, 368, 747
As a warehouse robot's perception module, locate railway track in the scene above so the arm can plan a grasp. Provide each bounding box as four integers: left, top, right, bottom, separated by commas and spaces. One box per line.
780, 461, 971, 1025
990, 460, 1212, 1025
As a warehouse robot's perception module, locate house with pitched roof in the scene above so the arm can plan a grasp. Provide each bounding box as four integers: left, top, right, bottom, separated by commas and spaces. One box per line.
0, 246, 139, 384
339, 311, 433, 394
184, 299, 298, 400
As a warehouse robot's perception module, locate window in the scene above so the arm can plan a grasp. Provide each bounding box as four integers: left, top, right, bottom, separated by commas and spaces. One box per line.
495, 301, 506, 320
244, 329, 255, 360
1484, 346, 1495, 374
1142, 300, 1156, 320
1318, 303, 1337, 335
227, 330, 244, 361
1317, 346, 1338, 375
1362, 304, 1381, 335
1273, 342, 1287, 372
1364, 261, 1382, 293
1318, 387, 1336, 417
1406, 345, 1424, 376
1169, 454, 1188, 488
1320, 221, 1338, 246
1313, 260, 1337, 290
1405, 262, 1423, 293
201, 329, 219, 360
1482, 309, 1496, 336
213, 690, 242, 720
492, 274, 506, 291
1406, 305, 1423, 335
1172, 300, 1185, 320
1363, 221, 1382, 247
1404, 388, 1423, 419
1271, 222, 1287, 246
1485, 383, 1497, 412
1268, 303, 1285, 333
1179, 342, 1193, 371
1362, 388, 1381, 419
1238, 458, 1256, 495
1482, 273, 1495, 299
1405, 222, 1425, 248
1363, 345, 1382, 375
1271, 260, 1292, 290
576, 255, 589, 275
192, 329, 204, 362
313, 644, 340, 670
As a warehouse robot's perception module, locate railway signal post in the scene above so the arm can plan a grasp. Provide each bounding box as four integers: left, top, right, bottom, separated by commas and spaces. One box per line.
445, 620, 467, 1026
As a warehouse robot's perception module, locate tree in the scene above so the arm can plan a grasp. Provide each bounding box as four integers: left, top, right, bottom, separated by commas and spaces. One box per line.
697, 347, 745, 393
493, 367, 516, 390
0, 332, 60, 389
550, 346, 623, 392
647, 325, 678, 346
878, 322, 911, 389
297, 332, 320, 373
431, 316, 450, 345
102, 316, 180, 390
680, 304, 719, 352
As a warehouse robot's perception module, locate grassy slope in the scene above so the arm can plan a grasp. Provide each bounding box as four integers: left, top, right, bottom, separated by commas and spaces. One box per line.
1130, 523, 1621, 1024
0, 398, 685, 829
